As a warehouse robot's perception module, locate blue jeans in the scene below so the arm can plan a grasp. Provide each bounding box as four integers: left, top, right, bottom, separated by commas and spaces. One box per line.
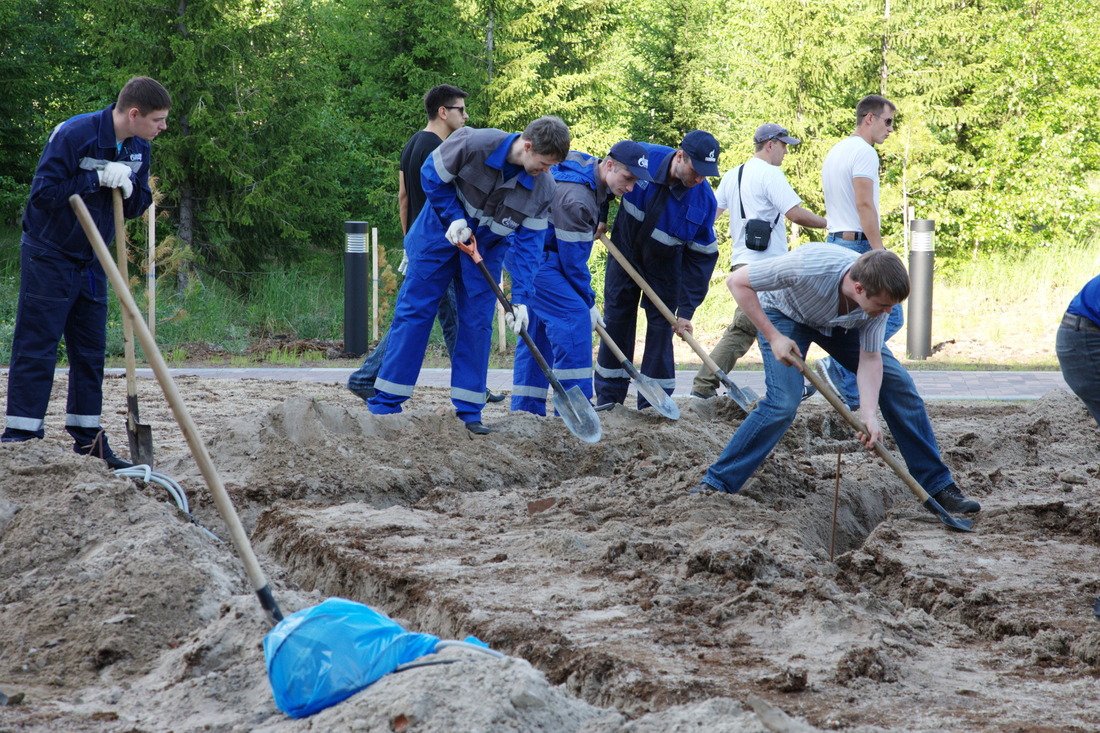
822, 235, 904, 408
347, 280, 459, 395
1056, 321, 1100, 426
701, 310, 954, 497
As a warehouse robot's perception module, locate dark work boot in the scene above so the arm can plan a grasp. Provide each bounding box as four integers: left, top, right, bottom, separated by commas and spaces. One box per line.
465, 421, 493, 436
72, 431, 134, 471
933, 483, 981, 513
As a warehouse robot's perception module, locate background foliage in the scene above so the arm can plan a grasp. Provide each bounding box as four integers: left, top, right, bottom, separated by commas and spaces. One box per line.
1, 0, 1098, 294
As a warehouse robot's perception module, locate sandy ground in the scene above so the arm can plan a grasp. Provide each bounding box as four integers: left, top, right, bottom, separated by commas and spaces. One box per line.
2, 368, 1099, 732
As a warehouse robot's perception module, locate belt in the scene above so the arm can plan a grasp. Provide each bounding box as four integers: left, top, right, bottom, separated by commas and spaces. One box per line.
837, 231, 866, 242
1062, 313, 1100, 333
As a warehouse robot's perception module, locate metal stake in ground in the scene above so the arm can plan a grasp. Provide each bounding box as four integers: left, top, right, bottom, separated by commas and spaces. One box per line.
796, 354, 975, 533
831, 448, 841, 561
455, 235, 601, 444
598, 235, 758, 413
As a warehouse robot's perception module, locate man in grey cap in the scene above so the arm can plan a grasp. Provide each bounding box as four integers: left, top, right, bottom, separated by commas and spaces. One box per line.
511, 141, 653, 415
692, 123, 827, 400
594, 131, 721, 409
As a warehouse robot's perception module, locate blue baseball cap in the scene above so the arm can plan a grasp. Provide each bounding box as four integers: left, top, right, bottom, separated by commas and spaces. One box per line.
679, 130, 721, 177
607, 140, 654, 182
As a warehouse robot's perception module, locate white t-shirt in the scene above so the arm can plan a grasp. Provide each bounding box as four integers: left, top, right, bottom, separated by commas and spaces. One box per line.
821, 135, 880, 234
714, 156, 802, 268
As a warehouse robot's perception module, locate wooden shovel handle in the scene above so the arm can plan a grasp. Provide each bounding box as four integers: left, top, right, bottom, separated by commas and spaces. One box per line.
73, 194, 283, 624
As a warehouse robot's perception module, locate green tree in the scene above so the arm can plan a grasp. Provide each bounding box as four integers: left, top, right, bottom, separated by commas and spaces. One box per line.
0, 0, 97, 223
75, 0, 349, 285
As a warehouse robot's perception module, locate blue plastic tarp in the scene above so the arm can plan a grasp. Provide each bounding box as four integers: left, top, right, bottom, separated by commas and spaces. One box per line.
264, 597, 442, 718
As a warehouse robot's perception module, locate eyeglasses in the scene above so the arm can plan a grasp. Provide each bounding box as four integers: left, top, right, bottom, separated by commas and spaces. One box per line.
443, 105, 466, 113
872, 113, 895, 127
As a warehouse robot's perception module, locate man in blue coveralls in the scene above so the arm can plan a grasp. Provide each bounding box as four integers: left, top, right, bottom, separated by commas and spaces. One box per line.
367, 116, 571, 434
594, 131, 721, 409
511, 141, 653, 415
2, 77, 171, 469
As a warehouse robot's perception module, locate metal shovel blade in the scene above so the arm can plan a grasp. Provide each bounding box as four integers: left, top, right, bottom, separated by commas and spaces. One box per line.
629, 366, 679, 420
922, 496, 976, 532
715, 368, 759, 412
552, 384, 602, 444
126, 395, 155, 467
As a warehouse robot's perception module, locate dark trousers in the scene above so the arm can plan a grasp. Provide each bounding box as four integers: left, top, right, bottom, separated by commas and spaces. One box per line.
3, 243, 108, 447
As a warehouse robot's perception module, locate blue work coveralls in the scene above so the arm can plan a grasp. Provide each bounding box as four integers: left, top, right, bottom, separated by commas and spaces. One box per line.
3, 104, 153, 447
511, 152, 606, 415
368, 127, 554, 424
594, 144, 718, 408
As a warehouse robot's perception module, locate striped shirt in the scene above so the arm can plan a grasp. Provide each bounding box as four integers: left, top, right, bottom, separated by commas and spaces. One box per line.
749, 243, 889, 352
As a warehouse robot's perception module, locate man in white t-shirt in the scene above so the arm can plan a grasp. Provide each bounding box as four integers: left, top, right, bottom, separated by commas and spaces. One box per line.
816, 95, 904, 410
692, 123, 827, 399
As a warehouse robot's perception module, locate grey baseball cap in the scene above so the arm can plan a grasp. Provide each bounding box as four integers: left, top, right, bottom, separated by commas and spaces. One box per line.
753, 123, 800, 146
607, 140, 654, 182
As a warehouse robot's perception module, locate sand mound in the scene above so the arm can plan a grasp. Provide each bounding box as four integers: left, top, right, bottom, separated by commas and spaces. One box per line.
3, 382, 1100, 731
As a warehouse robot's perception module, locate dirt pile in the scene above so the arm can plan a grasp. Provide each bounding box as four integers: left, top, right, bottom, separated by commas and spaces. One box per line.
3, 378, 1100, 731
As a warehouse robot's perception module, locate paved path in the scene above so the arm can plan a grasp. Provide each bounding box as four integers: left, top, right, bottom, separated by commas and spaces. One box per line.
89, 366, 1070, 402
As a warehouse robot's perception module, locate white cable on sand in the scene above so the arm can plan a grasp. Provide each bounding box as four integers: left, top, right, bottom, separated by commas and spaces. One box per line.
114, 465, 222, 542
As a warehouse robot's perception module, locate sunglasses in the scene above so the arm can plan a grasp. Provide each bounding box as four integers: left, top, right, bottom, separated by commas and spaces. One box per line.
872, 113, 895, 127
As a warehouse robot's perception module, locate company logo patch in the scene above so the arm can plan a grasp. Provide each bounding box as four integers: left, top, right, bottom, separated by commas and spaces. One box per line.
705, 149, 716, 162
501, 216, 519, 229
638, 156, 649, 169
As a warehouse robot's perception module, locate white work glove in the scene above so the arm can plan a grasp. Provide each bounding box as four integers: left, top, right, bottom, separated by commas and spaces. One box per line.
505, 303, 529, 334
398, 250, 409, 274
445, 218, 472, 245
97, 162, 133, 199
589, 305, 605, 330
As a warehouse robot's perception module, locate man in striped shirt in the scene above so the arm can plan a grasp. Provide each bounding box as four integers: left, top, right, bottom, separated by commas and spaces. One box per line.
694, 243, 980, 515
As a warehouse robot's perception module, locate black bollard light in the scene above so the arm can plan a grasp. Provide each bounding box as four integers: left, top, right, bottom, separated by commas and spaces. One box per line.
907, 219, 934, 360
344, 221, 369, 356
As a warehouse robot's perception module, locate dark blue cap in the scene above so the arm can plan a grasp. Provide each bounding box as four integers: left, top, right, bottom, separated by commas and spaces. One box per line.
680, 130, 721, 177
607, 140, 654, 182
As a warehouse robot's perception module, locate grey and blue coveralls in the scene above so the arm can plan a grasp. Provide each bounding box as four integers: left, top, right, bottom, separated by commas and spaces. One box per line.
367, 126, 554, 424
3, 104, 152, 448
511, 151, 606, 415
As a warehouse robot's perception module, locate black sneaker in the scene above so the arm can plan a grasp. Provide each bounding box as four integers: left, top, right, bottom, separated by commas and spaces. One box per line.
485, 391, 506, 403
104, 453, 135, 470
934, 483, 981, 514
73, 441, 134, 471
800, 382, 817, 403
465, 421, 493, 435
347, 383, 376, 402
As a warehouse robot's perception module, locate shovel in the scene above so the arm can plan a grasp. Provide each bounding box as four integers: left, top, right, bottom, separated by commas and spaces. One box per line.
598, 235, 758, 412
76, 195, 502, 718
594, 323, 679, 420
113, 190, 155, 466
455, 235, 601, 444
795, 354, 975, 533
72, 193, 284, 623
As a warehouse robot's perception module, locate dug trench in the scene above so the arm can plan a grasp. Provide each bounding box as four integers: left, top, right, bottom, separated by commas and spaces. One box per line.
3, 376, 1100, 731
198, 389, 1100, 728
